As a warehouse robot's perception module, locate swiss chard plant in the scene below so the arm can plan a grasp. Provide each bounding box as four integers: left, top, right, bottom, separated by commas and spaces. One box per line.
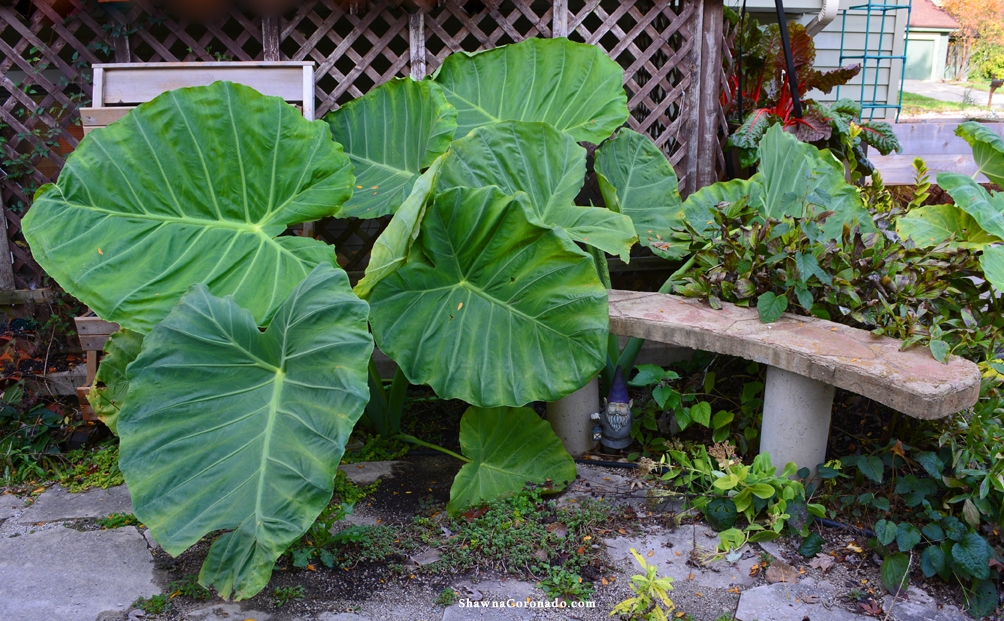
725, 18, 900, 174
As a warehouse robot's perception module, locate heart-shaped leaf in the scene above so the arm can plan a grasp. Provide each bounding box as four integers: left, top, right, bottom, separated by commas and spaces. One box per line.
938, 173, 1004, 240
369, 185, 608, 407
448, 406, 576, 515
438, 121, 637, 260
980, 245, 1004, 293
880, 552, 910, 593
756, 125, 873, 239
951, 532, 991, 580
896, 204, 999, 249
594, 129, 687, 259
118, 264, 373, 600
433, 37, 629, 143
88, 328, 144, 436
756, 291, 788, 323
921, 544, 946, 578
24, 81, 352, 333
955, 121, 1004, 187
326, 78, 457, 218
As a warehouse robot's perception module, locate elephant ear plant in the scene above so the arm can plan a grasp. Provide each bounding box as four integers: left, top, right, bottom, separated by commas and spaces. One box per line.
24, 82, 371, 599
24, 38, 663, 600
325, 37, 639, 435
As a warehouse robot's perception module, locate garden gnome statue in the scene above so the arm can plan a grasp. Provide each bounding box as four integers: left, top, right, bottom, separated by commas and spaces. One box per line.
597, 367, 633, 450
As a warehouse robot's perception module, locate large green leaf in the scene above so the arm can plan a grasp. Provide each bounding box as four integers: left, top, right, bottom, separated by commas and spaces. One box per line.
438, 121, 637, 260
326, 78, 457, 218
681, 177, 763, 236
24, 81, 351, 333
955, 121, 1004, 187
594, 129, 688, 259
756, 124, 873, 239
368, 185, 608, 407
88, 328, 144, 436
433, 37, 629, 144
353, 158, 443, 299
951, 533, 991, 580
118, 264, 373, 601
937, 173, 1004, 239
980, 245, 1004, 293
448, 406, 577, 515
896, 204, 1000, 249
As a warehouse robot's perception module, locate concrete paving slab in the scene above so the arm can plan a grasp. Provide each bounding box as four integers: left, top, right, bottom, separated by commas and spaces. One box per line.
0, 493, 22, 520
18, 484, 132, 524
881, 587, 969, 621
183, 603, 272, 620
442, 603, 535, 620
560, 463, 653, 511
604, 524, 758, 588
0, 525, 157, 621
338, 461, 401, 486
735, 577, 854, 621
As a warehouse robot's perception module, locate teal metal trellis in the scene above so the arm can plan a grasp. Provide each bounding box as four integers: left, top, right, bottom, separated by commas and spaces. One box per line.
836, 0, 912, 120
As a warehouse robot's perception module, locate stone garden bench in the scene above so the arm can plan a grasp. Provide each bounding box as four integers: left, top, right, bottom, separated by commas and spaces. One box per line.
607, 290, 982, 474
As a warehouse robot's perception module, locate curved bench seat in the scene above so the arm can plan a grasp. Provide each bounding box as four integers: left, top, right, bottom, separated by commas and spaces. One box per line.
607, 290, 982, 473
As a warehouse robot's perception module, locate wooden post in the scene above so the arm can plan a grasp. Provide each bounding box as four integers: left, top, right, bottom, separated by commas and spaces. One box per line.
683, 0, 705, 196
0, 194, 15, 293
262, 17, 280, 62
112, 35, 130, 63
553, 0, 568, 38
696, 0, 724, 189
409, 12, 426, 80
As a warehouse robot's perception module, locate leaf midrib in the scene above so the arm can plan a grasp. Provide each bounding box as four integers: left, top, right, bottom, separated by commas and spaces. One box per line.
56, 199, 265, 233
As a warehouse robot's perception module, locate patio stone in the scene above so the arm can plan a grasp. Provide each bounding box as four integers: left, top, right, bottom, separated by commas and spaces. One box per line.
604, 524, 759, 589
17, 484, 132, 524
338, 461, 401, 486
0, 493, 21, 521
0, 525, 156, 621
183, 603, 272, 620
735, 580, 969, 621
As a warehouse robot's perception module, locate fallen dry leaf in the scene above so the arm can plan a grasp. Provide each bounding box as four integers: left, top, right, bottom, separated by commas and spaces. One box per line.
765, 562, 801, 584
803, 594, 820, 604
809, 553, 835, 574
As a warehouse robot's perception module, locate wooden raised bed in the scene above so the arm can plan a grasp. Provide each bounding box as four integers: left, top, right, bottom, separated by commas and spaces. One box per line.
74, 313, 118, 422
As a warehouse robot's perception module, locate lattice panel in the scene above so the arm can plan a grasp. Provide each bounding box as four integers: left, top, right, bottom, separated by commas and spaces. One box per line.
1, 0, 730, 285
280, 0, 411, 115
0, 0, 109, 288
569, 0, 698, 188
423, 0, 554, 73
116, 4, 265, 63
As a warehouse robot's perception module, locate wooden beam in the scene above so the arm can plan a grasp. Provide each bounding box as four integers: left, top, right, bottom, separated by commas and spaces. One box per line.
696, 0, 724, 190
682, 0, 705, 197
409, 12, 426, 80
552, 0, 568, 37
0, 191, 15, 292
0, 288, 53, 305
262, 17, 280, 62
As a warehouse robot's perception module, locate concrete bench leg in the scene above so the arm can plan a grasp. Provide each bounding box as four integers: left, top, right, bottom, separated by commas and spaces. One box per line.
759, 366, 835, 477
547, 377, 599, 457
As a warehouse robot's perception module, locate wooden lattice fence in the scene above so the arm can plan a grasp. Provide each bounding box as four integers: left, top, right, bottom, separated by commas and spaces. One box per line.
0, 0, 730, 287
